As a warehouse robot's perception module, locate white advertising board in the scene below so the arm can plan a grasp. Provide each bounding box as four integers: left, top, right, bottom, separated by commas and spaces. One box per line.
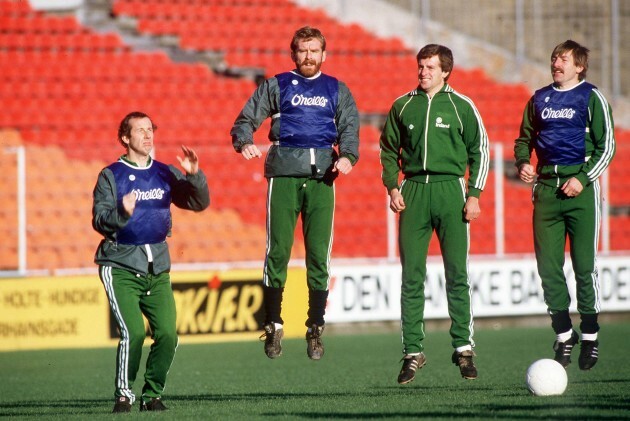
327, 256, 630, 323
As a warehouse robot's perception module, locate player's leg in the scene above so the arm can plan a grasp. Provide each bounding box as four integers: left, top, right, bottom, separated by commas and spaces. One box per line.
433, 179, 477, 379
263, 177, 302, 322
399, 180, 432, 354
301, 177, 334, 324
534, 184, 573, 319
261, 177, 302, 358
434, 179, 473, 347
139, 271, 178, 410
533, 183, 577, 366
301, 178, 334, 359
566, 180, 601, 369
397, 180, 431, 383
99, 266, 147, 410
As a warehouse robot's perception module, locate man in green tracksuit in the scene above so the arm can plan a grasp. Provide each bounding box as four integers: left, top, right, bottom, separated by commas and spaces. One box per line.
230, 26, 360, 360
380, 44, 489, 384
515, 40, 615, 370
92, 111, 210, 413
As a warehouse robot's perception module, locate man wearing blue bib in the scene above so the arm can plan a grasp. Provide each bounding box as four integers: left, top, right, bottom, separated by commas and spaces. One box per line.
515, 40, 615, 370
93, 112, 210, 412
231, 26, 360, 360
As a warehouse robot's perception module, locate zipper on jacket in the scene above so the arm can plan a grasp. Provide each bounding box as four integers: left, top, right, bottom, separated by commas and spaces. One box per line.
309, 148, 318, 176
144, 244, 153, 262
423, 95, 432, 183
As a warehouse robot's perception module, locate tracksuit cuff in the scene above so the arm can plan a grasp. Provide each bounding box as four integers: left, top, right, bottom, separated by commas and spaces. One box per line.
575, 172, 590, 187
340, 153, 357, 165
515, 158, 530, 169
467, 187, 482, 199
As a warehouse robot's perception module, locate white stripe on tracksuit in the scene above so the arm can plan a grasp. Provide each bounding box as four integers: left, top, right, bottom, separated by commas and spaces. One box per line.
99, 265, 135, 404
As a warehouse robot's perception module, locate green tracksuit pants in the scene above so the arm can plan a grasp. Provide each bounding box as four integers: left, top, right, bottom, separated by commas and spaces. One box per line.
398, 178, 474, 354
532, 181, 601, 327
263, 176, 334, 326
99, 266, 178, 404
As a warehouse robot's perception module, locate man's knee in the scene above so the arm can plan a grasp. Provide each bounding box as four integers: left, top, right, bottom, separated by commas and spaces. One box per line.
152, 325, 178, 349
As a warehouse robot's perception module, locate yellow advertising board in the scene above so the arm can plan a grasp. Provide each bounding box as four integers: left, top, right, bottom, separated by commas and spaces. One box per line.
0, 268, 308, 352
0, 276, 109, 350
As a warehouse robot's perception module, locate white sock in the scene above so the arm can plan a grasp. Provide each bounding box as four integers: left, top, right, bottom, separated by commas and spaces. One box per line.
582, 333, 598, 341
274, 323, 283, 330
455, 345, 472, 353
556, 329, 573, 342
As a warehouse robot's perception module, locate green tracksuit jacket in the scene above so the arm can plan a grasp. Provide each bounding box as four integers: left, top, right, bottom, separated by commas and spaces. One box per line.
380, 83, 489, 353
380, 83, 489, 196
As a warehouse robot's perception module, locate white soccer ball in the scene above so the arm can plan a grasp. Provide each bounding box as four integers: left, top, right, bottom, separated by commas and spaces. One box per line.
526, 358, 568, 396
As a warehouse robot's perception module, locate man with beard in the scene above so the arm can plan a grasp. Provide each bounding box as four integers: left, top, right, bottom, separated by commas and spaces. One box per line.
230, 26, 360, 360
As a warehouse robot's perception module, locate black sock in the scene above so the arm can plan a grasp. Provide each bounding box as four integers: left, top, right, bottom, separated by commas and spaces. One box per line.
306, 289, 328, 327
263, 286, 284, 325
550, 310, 572, 335
579, 313, 599, 335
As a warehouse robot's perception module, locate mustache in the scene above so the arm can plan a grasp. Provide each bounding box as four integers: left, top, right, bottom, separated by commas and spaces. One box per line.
301, 60, 317, 66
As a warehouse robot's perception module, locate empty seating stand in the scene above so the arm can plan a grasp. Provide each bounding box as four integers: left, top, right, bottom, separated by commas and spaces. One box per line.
0, 0, 628, 272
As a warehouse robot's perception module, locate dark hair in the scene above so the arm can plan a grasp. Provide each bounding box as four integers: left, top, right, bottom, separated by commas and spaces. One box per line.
290, 26, 326, 53
117, 111, 157, 148
552, 40, 589, 80
416, 44, 454, 81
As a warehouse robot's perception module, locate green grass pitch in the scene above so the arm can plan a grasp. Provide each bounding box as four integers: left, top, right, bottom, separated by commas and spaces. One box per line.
1, 321, 629, 419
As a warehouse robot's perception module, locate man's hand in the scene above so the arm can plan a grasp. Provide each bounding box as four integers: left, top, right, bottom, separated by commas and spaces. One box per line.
240, 144, 262, 160
333, 157, 353, 175
177, 145, 199, 175
122, 191, 137, 217
561, 177, 584, 197
518, 163, 535, 183
389, 188, 406, 213
463, 196, 480, 221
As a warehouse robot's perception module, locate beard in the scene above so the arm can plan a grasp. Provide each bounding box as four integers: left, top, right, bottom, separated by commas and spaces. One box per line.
297, 60, 321, 77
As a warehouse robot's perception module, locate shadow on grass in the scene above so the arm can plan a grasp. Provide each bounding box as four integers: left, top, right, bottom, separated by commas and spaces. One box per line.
0, 379, 630, 421
571, 377, 630, 385
0, 398, 110, 418
277, 392, 630, 420
278, 410, 630, 420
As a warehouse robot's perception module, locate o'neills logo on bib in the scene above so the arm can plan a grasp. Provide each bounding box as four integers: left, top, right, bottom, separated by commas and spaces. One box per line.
291, 94, 328, 107
541, 107, 576, 119
132, 188, 165, 201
